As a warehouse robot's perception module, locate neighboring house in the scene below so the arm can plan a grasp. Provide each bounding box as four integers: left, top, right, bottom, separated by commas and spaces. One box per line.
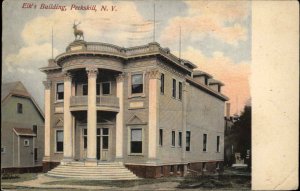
40, 40, 228, 178
1, 81, 45, 171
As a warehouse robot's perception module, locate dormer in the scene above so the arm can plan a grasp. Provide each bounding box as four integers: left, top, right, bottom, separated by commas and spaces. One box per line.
208, 79, 224, 93
192, 70, 212, 85
181, 59, 197, 70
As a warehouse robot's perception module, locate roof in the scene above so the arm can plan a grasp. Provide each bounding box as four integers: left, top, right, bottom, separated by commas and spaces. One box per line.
1, 81, 44, 119
181, 59, 198, 69
209, 79, 224, 86
193, 70, 213, 78
13, 128, 36, 137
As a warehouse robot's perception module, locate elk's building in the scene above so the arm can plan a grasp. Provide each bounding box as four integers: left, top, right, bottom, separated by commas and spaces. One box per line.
40, 40, 228, 178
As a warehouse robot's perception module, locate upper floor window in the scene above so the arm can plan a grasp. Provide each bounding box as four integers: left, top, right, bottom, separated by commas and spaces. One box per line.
33, 125, 37, 136
56, 83, 64, 101
24, 139, 30, 147
217, 136, 220, 152
17, 103, 23, 113
203, 134, 207, 152
159, 129, 163, 146
130, 128, 142, 154
171, 131, 175, 147
102, 82, 111, 95
83, 84, 88, 96
178, 132, 182, 147
172, 79, 176, 98
186, 131, 191, 151
179, 82, 182, 100
160, 73, 165, 94
131, 74, 143, 94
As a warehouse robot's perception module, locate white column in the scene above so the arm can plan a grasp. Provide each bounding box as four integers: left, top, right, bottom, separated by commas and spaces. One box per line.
116, 73, 125, 160
43, 80, 52, 161
63, 72, 73, 161
148, 69, 160, 161
86, 67, 98, 165
71, 82, 76, 158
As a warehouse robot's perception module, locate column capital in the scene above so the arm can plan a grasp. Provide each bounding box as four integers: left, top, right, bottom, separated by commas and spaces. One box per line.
116, 73, 126, 82
86, 67, 98, 78
63, 72, 73, 81
43, 80, 52, 89
146, 69, 160, 79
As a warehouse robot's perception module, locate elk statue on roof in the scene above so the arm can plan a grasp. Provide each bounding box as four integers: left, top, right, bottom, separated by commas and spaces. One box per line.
73, 21, 84, 40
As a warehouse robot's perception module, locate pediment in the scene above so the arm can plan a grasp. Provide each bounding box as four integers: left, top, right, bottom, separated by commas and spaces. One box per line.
126, 114, 147, 125
56, 118, 64, 127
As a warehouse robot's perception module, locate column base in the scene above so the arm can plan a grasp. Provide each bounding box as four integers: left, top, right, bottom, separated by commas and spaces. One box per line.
61, 157, 74, 165
85, 158, 98, 166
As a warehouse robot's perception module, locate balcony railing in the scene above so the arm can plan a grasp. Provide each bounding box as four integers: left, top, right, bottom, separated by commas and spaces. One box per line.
70, 95, 119, 111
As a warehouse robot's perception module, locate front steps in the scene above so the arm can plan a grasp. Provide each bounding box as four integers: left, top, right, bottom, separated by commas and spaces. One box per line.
47, 162, 139, 180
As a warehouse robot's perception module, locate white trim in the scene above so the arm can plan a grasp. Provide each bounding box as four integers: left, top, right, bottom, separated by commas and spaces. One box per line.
54, 129, 64, 153
24, 139, 30, 147
55, 81, 64, 102
127, 126, 144, 155
128, 71, 146, 98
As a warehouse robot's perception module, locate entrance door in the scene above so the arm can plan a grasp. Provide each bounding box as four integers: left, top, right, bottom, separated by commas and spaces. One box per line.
96, 128, 109, 161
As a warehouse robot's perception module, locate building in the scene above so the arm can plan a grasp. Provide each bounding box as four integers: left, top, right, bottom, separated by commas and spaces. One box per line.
1, 81, 45, 172
40, 40, 228, 178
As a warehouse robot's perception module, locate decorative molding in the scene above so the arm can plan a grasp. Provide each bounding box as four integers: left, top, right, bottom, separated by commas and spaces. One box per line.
157, 61, 185, 78
146, 69, 160, 79
63, 72, 73, 81
86, 67, 98, 78
126, 114, 147, 125
43, 80, 52, 89
116, 73, 126, 82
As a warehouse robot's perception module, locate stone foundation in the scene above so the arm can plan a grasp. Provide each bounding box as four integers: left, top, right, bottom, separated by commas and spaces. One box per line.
125, 161, 223, 178
42, 161, 60, 173
1, 166, 43, 174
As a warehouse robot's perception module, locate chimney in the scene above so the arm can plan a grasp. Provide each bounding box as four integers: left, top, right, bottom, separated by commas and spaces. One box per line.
226, 102, 231, 119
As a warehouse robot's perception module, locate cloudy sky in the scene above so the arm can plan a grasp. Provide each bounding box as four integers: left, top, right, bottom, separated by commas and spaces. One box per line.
2, 0, 251, 115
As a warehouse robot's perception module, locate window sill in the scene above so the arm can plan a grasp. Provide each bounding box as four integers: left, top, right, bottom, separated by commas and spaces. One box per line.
55, 100, 64, 104
128, 153, 144, 156
54, 152, 63, 154
129, 93, 146, 99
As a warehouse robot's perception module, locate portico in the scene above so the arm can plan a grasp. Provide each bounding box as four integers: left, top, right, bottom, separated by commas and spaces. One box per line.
58, 67, 124, 165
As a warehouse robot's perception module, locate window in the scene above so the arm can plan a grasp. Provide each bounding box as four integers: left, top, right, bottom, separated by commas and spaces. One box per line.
83, 129, 87, 149
131, 74, 143, 94
33, 125, 37, 135
171, 131, 175, 147
102, 82, 111, 95
56, 130, 64, 152
178, 82, 182, 100
217, 136, 220, 152
159, 129, 163, 146
83, 84, 88, 96
178, 132, 182, 147
17, 103, 23, 113
203, 134, 207, 152
96, 83, 100, 95
130, 129, 142, 153
186, 131, 191, 151
1, 146, 6, 154
34, 148, 38, 162
160, 73, 164, 94
172, 79, 176, 98
56, 83, 64, 100
205, 77, 208, 85
24, 139, 29, 147
218, 85, 221, 92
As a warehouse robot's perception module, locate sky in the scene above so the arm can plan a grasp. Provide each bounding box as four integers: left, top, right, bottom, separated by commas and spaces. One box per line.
2, 0, 251, 115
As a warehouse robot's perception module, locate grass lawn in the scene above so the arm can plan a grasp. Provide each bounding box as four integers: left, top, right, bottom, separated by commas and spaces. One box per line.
44, 177, 181, 188
177, 174, 251, 190
1, 173, 39, 183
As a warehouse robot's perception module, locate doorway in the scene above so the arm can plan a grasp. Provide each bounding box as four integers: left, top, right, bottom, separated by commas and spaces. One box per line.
96, 128, 109, 161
